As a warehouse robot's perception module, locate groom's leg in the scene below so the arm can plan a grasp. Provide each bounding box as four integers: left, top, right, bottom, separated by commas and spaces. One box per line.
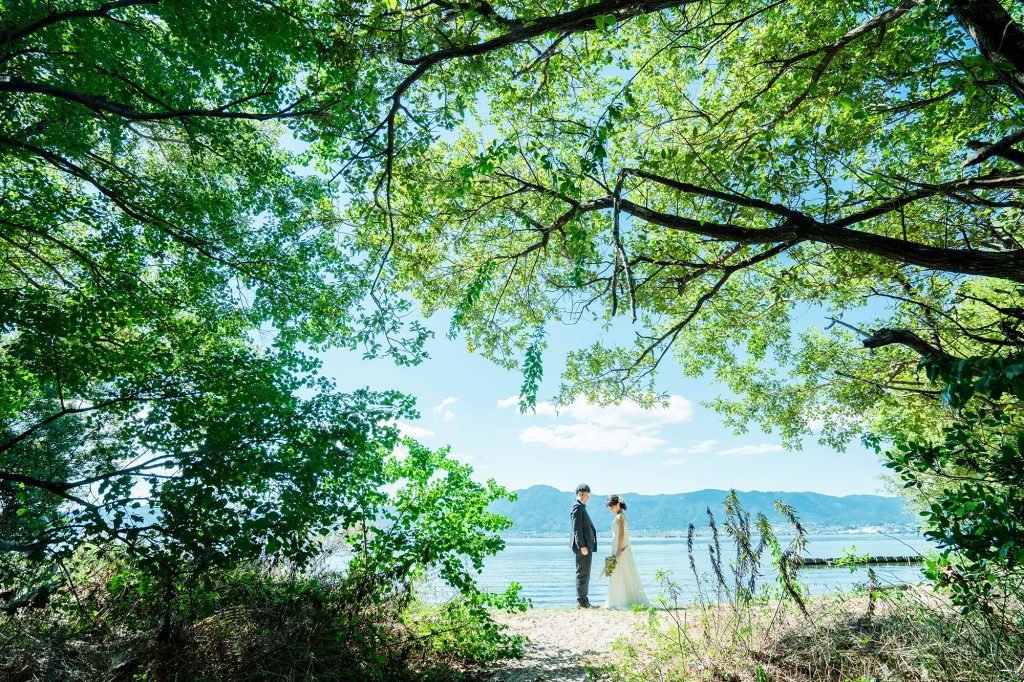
575, 551, 592, 606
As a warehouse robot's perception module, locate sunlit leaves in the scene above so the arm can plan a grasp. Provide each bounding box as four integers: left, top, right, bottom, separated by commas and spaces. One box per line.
340, 0, 1022, 456
879, 356, 1024, 610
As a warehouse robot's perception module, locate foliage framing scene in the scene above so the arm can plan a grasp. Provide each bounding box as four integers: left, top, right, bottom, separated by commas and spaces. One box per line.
1, 0, 1023, 680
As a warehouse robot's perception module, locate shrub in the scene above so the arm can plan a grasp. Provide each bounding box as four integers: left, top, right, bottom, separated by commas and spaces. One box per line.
0, 558, 522, 681
875, 354, 1024, 612
0, 442, 527, 680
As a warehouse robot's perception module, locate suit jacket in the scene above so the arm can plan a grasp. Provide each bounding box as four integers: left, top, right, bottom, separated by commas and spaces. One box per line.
570, 499, 598, 554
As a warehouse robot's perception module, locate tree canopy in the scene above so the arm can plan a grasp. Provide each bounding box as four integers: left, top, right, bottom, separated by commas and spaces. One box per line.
3, 0, 1024, 611
319, 0, 1024, 604
0, 0, 467, 609
316, 0, 1024, 447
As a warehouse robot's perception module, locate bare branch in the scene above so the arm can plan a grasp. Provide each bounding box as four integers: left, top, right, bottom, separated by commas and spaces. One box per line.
964, 130, 1024, 168
2, 0, 158, 46
862, 327, 953, 359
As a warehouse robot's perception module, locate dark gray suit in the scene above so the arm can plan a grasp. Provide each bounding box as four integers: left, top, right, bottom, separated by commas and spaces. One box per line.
570, 499, 598, 607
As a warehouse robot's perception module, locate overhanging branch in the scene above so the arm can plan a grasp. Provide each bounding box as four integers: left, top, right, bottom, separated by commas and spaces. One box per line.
862, 327, 953, 360
613, 198, 1024, 281
2, 0, 158, 46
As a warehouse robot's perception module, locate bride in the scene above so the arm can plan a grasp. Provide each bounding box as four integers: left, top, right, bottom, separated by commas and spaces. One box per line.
604, 494, 649, 609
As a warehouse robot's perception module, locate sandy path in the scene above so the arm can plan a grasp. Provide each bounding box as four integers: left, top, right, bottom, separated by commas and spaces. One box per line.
477, 608, 652, 681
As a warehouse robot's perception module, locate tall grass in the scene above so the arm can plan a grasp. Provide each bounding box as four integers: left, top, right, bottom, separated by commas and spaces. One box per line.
612, 492, 1024, 682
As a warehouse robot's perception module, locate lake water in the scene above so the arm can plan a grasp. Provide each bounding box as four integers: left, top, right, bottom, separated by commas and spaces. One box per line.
468, 534, 933, 607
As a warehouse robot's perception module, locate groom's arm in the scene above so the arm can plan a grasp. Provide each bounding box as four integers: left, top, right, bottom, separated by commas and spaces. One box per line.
571, 504, 588, 555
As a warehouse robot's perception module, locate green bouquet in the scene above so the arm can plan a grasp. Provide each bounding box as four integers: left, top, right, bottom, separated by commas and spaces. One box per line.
601, 555, 617, 577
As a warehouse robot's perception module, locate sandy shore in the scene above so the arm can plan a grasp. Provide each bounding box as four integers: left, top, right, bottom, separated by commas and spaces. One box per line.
476, 607, 653, 681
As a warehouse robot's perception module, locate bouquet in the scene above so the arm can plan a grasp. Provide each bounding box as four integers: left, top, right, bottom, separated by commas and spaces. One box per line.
601, 554, 617, 577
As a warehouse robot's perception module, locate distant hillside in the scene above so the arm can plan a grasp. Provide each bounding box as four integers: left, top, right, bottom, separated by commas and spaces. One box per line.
490, 485, 919, 536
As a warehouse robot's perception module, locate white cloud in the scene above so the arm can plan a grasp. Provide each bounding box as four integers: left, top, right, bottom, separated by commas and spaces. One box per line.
435, 396, 458, 410
433, 396, 458, 423
501, 395, 695, 455
525, 395, 693, 430
450, 451, 475, 462
519, 424, 668, 455
392, 443, 410, 460
661, 457, 688, 466
392, 420, 434, 439
690, 439, 719, 454
666, 439, 718, 455
715, 444, 784, 457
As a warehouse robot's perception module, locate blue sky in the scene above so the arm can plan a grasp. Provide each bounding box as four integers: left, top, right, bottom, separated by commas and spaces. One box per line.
282, 118, 892, 498
318, 308, 893, 497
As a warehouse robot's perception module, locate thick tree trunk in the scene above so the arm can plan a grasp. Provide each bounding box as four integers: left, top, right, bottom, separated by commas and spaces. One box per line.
950, 0, 1024, 105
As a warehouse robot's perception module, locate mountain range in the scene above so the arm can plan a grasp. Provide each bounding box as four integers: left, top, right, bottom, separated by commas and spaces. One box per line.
489, 485, 919, 536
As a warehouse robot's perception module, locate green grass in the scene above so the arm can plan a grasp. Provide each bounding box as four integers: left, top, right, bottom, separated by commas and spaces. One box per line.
610, 585, 1024, 682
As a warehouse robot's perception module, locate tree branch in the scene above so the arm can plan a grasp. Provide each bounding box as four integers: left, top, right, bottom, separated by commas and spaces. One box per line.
0, 395, 145, 457
963, 130, 1024, 168
861, 327, 954, 359
371, 0, 697, 208
613, 197, 1024, 281
623, 167, 805, 220
829, 171, 1024, 227
949, 0, 1024, 105
0, 79, 320, 122
2, 0, 158, 46
0, 471, 95, 508
0, 537, 50, 554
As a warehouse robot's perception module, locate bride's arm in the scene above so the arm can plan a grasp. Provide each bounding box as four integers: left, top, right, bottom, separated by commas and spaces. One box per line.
616, 516, 625, 558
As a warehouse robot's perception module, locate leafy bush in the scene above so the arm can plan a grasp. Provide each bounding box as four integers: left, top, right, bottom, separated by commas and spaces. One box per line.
0, 559, 521, 681
405, 587, 527, 665
873, 354, 1024, 611
0, 441, 527, 680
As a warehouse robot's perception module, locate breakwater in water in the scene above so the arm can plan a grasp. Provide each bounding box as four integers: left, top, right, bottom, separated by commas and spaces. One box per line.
467, 533, 932, 607
802, 555, 924, 567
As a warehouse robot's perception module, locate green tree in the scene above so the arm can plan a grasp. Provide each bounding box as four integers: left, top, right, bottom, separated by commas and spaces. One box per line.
6, 0, 1024, 613
0, 0, 431, 607
874, 353, 1024, 609
321, 0, 1024, 602
335, 0, 1023, 432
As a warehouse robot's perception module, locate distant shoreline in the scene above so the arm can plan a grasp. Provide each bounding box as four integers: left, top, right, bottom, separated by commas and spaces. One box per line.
491, 486, 920, 537
499, 528, 921, 539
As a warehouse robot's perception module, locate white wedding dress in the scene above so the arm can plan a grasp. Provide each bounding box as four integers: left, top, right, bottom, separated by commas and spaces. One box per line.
605, 513, 649, 609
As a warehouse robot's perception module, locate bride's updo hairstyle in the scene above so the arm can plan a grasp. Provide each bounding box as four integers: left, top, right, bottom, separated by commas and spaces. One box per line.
606, 494, 627, 511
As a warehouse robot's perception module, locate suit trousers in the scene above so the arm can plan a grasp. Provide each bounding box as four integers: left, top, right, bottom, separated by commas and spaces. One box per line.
575, 550, 593, 606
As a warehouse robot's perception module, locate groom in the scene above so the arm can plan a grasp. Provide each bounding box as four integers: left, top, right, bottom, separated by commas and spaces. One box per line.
570, 483, 598, 608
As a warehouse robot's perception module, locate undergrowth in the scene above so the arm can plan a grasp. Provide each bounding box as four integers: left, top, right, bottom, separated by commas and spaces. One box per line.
611, 492, 1024, 682
0, 555, 526, 681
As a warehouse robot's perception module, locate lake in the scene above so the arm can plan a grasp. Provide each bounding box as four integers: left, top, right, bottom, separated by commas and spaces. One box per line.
463, 533, 933, 607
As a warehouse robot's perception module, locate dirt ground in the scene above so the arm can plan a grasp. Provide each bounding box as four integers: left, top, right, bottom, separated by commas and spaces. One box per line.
475, 607, 653, 681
